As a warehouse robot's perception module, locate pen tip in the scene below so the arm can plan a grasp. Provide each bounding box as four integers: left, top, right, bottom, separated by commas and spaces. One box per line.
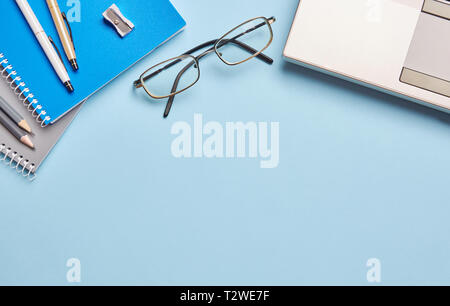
65, 81, 74, 92
21, 135, 34, 149
70, 59, 79, 71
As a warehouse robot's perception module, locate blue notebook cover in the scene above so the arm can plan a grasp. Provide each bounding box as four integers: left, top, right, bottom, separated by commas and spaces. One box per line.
1, 0, 186, 124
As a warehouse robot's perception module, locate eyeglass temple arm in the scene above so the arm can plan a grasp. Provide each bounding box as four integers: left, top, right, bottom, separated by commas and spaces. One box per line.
185, 39, 273, 64
218, 17, 276, 49
163, 60, 196, 117
134, 39, 273, 88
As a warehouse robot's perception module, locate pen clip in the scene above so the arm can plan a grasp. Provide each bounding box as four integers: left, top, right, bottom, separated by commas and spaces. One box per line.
61, 12, 75, 50
48, 36, 65, 67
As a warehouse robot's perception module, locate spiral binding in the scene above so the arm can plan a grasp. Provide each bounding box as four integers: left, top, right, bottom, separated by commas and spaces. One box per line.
0, 53, 51, 127
0, 52, 40, 180
0, 143, 36, 181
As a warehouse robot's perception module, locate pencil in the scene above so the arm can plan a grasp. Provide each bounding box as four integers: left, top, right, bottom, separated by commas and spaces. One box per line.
0, 95, 32, 133
0, 109, 34, 149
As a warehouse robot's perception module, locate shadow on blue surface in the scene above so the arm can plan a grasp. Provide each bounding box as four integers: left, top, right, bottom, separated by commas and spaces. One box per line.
282, 61, 450, 126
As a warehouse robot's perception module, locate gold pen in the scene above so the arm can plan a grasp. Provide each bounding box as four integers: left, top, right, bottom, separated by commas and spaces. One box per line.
46, 0, 78, 71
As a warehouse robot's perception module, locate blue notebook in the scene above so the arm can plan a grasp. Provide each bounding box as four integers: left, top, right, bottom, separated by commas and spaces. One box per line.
1, 0, 186, 124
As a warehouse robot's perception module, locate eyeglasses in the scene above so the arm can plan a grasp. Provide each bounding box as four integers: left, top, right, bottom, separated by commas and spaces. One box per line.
134, 16, 276, 118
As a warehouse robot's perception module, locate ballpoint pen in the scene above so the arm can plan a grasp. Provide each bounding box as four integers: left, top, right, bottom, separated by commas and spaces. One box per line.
47, 0, 78, 71
15, 0, 74, 92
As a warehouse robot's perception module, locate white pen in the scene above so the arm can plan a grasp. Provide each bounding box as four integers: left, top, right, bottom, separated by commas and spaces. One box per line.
15, 0, 74, 92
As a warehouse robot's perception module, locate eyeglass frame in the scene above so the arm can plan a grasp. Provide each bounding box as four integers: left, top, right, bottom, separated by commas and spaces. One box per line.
134, 16, 276, 117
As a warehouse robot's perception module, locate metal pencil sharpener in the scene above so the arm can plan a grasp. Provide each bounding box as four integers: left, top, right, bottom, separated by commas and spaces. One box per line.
103, 4, 135, 38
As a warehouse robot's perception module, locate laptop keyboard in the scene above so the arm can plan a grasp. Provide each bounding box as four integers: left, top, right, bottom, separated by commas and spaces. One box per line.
400, 0, 450, 97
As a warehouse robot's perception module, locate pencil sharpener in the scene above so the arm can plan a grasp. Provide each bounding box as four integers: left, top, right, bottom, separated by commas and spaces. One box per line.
103, 4, 135, 38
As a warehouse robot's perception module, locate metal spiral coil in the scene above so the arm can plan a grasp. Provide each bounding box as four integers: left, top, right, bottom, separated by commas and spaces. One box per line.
0, 144, 36, 181
0, 53, 51, 127
0, 52, 41, 180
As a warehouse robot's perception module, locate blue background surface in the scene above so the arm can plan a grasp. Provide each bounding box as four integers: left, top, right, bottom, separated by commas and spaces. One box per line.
1, 0, 450, 285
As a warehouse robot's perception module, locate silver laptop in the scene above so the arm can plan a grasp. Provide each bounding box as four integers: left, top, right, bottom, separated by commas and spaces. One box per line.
284, 0, 450, 111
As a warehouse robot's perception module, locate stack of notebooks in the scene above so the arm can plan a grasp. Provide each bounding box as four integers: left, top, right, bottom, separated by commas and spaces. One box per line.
0, 0, 186, 179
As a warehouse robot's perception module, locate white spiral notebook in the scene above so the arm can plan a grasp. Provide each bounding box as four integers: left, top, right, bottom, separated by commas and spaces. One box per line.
0, 53, 80, 180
